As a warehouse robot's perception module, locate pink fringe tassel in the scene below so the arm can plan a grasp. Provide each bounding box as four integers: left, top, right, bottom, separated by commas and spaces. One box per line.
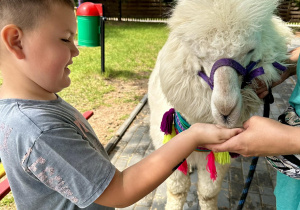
178, 160, 188, 175
160, 108, 175, 135
206, 151, 217, 181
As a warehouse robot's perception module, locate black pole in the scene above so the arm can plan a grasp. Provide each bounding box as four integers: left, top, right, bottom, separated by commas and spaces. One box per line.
100, 16, 106, 74
237, 88, 274, 209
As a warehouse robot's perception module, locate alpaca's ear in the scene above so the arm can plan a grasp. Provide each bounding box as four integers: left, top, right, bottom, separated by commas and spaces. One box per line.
1, 24, 25, 59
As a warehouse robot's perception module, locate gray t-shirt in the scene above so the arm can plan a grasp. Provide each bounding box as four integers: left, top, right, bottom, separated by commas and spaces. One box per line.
0, 96, 116, 209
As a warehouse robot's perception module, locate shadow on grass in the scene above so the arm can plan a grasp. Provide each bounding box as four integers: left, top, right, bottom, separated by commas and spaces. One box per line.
104, 69, 150, 80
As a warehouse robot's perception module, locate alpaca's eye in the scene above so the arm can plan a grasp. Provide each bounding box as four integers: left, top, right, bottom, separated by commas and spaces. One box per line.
247, 49, 255, 54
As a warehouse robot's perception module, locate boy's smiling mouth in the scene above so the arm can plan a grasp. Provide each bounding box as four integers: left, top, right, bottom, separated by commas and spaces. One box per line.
65, 62, 73, 70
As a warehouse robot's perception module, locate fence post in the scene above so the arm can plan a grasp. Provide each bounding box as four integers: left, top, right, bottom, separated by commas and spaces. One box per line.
288, 1, 291, 21
118, 0, 122, 21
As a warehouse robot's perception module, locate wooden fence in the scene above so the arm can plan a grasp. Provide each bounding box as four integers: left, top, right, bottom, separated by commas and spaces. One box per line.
82, 0, 300, 23
277, 1, 300, 22
87, 0, 174, 21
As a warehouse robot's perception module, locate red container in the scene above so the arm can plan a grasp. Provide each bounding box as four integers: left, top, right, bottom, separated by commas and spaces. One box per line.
76, 2, 103, 16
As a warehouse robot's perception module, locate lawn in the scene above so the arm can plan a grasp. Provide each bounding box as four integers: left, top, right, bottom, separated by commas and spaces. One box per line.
0, 21, 169, 209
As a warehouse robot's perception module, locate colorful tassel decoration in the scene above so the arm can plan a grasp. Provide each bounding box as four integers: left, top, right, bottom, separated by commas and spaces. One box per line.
160, 108, 175, 134
162, 125, 189, 175
160, 109, 237, 181
206, 151, 217, 181
162, 126, 176, 144
214, 152, 231, 165
178, 160, 188, 175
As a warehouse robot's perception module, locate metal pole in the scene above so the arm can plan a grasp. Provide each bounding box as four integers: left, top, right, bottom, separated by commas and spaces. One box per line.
100, 16, 106, 73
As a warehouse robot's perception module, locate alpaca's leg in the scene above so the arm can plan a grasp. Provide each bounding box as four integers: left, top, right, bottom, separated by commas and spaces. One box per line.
196, 162, 230, 210
165, 169, 191, 210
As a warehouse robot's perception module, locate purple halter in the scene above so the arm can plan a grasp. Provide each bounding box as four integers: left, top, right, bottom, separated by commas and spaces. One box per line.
198, 58, 287, 89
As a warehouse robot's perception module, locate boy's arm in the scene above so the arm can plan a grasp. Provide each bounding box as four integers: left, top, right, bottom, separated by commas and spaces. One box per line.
94, 124, 242, 208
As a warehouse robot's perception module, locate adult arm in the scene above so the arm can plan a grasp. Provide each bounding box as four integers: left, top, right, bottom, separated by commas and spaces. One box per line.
255, 47, 300, 99
94, 124, 242, 208
204, 116, 300, 157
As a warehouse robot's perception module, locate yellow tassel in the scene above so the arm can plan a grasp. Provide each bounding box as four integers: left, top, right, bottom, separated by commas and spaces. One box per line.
163, 125, 176, 144
0, 163, 5, 179
214, 152, 231, 165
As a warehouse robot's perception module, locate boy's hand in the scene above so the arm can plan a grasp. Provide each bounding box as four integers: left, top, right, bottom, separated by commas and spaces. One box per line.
190, 123, 243, 145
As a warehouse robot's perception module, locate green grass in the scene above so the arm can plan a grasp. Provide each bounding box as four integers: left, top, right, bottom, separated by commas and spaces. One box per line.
103, 21, 168, 77
0, 192, 14, 208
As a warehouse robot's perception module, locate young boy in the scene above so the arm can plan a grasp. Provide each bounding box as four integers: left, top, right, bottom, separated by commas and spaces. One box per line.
0, 0, 242, 209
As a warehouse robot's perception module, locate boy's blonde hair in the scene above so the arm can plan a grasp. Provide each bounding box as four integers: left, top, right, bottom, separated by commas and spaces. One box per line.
0, 0, 75, 31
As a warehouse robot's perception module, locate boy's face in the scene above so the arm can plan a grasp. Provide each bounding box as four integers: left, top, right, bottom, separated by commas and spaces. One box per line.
21, 3, 79, 94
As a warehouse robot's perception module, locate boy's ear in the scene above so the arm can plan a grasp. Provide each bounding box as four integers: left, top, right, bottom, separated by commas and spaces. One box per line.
1, 24, 25, 59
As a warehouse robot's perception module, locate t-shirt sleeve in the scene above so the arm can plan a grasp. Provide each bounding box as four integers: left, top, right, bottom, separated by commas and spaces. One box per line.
22, 127, 116, 208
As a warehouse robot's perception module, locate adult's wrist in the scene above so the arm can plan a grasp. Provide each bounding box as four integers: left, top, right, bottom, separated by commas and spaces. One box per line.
281, 125, 300, 155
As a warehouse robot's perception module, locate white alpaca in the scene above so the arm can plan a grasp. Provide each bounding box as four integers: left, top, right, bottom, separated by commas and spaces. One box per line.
148, 0, 293, 209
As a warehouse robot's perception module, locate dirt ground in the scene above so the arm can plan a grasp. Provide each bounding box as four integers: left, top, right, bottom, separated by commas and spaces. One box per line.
87, 78, 148, 146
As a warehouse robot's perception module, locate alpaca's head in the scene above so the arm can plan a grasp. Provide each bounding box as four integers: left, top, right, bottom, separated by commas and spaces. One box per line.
159, 0, 293, 127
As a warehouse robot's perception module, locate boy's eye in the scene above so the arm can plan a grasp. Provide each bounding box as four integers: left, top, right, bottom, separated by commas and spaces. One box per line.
61, 39, 70, 42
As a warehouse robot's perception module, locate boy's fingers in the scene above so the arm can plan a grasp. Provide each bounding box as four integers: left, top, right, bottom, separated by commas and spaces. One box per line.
206, 142, 231, 153
234, 128, 244, 134
220, 127, 244, 139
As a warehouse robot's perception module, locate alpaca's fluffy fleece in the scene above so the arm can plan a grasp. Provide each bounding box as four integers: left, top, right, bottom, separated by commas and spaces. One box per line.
148, 0, 293, 209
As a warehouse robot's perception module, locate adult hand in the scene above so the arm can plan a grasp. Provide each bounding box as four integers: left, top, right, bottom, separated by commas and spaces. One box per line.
289, 47, 300, 62
254, 47, 299, 99
204, 116, 295, 157
254, 68, 295, 99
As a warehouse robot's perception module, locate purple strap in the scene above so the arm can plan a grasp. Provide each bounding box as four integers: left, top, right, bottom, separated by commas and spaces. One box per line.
198, 59, 248, 90
198, 71, 213, 89
272, 62, 287, 72
198, 58, 286, 90
242, 67, 265, 89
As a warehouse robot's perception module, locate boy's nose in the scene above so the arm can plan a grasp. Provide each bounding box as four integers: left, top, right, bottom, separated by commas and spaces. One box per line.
72, 45, 80, 57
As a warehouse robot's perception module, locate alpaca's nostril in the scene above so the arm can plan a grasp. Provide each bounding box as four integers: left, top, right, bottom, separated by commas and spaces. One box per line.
223, 115, 229, 121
